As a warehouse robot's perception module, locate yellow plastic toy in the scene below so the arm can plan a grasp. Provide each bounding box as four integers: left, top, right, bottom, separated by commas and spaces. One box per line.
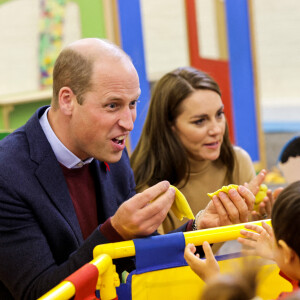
207, 184, 238, 198
169, 185, 194, 221
254, 183, 268, 212
207, 183, 268, 213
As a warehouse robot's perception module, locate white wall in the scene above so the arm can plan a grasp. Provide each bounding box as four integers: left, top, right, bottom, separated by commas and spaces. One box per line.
0, 0, 299, 128
252, 0, 300, 128
0, 0, 40, 95
140, 0, 300, 129
140, 0, 189, 81
0, 0, 80, 96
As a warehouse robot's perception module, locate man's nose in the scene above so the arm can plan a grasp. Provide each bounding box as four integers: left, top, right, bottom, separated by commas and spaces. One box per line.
118, 108, 135, 131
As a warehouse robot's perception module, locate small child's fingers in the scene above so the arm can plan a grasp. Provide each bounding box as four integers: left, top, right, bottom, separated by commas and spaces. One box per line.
202, 241, 214, 260
240, 229, 260, 240
237, 237, 257, 249
261, 221, 273, 235
240, 248, 256, 256
184, 243, 197, 262
186, 243, 197, 253
243, 223, 263, 233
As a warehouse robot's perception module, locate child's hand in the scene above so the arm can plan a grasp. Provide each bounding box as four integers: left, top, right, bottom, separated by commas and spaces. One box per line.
184, 242, 220, 282
237, 221, 275, 260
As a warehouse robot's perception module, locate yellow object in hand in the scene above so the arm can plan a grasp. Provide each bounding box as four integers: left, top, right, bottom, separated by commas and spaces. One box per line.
207, 184, 239, 199
254, 184, 268, 212
170, 185, 194, 221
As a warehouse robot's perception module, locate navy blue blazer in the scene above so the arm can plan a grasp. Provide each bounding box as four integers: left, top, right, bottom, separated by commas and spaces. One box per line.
0, 106, 137, 299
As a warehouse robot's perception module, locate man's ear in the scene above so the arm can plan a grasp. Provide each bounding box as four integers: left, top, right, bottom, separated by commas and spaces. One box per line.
278, 240, 298, 264
58, 87, 75, 116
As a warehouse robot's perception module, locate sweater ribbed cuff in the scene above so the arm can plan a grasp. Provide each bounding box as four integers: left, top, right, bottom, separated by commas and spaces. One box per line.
186, 219, 194, 231
99, 217, 125, 242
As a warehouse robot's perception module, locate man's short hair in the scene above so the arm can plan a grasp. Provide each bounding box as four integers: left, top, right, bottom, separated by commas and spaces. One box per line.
52, 48, 93, 109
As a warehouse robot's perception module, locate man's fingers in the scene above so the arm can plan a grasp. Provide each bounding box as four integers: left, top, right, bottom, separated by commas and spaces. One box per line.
111, 181, 175, 239
133, 181, 171, 208
142, 187, 175, 219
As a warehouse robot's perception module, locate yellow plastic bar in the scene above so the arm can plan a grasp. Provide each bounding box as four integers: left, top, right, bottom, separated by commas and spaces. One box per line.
94, 240, 135, 259
38, 254, 117, 300
38, 281, 75, 300
184, 219, 271, 245
39, 220, 272, 299
93, 219, 272, 259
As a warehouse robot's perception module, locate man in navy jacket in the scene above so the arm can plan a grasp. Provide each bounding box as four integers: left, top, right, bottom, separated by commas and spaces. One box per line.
0, 38, 255, 299
0, 38, 177, 299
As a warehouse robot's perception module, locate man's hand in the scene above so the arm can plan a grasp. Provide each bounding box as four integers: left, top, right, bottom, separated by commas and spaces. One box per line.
184, 242, 220, 282
111, 181, 175, 240
197, 185, 255, 229
238, 221, 275, 261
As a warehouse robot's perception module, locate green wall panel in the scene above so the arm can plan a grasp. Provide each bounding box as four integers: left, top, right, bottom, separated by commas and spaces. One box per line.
71, 0, 106, 38
0, 0, 12, 5
9, 100, 51, 129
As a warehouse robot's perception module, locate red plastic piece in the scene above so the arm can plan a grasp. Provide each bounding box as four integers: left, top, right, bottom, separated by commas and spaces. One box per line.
65, 263, 99, 300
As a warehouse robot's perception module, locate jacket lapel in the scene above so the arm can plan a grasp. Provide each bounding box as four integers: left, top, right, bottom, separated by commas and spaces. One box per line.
26, 107, 83, 243
92, 160, 119, 222
35, 157, 83, 243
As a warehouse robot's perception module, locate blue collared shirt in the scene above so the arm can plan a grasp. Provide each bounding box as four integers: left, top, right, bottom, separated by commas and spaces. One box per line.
39, 107, 94, 169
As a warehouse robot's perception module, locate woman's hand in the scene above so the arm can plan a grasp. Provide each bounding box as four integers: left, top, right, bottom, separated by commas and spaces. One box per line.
184, 242, 220, 282
197, 185, 255, 229
245, 169, 267, 196
251, 187, 283, 221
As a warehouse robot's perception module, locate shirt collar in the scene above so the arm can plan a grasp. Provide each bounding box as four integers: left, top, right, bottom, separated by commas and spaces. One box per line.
39, 107, 94, 169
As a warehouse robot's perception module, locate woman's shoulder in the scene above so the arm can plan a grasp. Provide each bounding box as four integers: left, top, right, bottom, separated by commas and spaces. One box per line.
232, 146, 255, 182
233, 145, 252, 162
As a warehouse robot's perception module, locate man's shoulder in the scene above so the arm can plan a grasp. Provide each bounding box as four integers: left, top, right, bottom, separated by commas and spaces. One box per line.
0, 128, 31, 170
0, 128, 28, 156
0, 107, 50, 169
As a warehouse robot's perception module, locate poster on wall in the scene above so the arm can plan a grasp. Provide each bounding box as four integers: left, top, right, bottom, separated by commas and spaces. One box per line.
0, 0, 81, 97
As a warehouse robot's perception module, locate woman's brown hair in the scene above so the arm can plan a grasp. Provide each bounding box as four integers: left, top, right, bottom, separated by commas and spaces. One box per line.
130, 67, 235, 191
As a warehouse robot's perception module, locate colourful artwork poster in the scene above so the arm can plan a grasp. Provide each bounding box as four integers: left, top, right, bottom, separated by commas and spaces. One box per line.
39, 0, 67, 88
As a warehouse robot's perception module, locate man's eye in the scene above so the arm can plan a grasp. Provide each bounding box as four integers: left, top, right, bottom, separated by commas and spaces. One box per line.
108, 103, 117, 109
130, 100, 139, 108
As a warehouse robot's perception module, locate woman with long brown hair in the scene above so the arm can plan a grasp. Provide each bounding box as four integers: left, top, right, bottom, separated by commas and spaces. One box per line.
131, 67, 261, 234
